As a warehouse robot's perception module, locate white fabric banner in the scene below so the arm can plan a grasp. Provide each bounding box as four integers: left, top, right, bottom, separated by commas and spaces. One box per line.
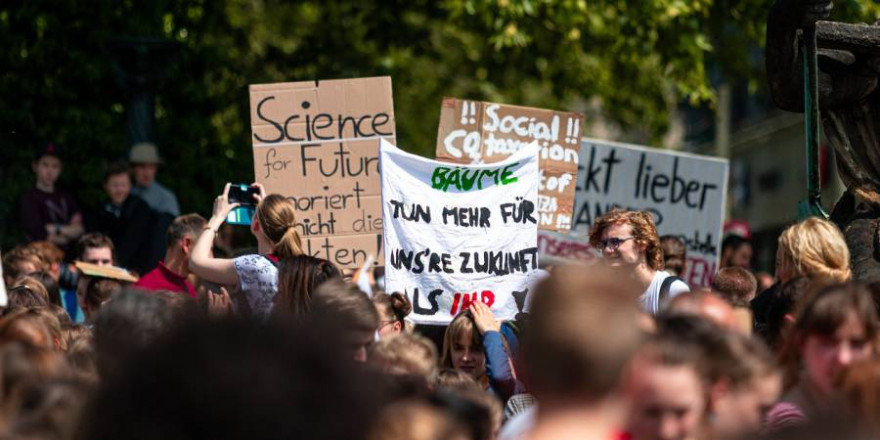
573, 138, 729, 288
380, 138, 541, 325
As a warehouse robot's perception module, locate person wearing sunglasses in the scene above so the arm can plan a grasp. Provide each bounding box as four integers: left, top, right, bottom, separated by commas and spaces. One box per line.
588, 209, 689, 314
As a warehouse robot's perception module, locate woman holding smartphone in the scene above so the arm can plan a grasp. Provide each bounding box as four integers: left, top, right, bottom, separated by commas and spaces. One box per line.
190, 183, 304, 320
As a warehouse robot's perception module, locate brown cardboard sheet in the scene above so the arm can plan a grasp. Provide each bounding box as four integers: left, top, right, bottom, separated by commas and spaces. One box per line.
249, 77, 394, 268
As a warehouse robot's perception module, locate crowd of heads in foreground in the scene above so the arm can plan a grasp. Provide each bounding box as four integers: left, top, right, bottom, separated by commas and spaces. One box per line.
5, 163, 880, 439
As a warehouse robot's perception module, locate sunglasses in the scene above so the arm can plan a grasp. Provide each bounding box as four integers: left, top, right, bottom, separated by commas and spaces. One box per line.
596, 237, 634, 251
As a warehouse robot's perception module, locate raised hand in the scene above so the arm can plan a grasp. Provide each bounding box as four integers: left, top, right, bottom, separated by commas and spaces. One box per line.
251, 182, 267, 204
469, 301, 501, 334
203, 286, 233, 318
212, 183, 240, 220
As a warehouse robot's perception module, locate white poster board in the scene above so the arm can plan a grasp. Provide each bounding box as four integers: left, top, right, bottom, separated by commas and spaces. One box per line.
381, 138, 541, 324
573, 138, 729, 288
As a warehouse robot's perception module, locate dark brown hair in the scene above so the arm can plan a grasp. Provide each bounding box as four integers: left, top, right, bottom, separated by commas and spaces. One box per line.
103, 160, 130, 183
275, 255, 341, 319
779, 283, 880, 390
711, 267, 758, 307
83, 278, 123, 318
589, 209, 663, 270
372, 291, 412, 331
76, 233, 115, 261
838, 358, 880, 434
660, 235, 687, 276
29, 271, 61, 306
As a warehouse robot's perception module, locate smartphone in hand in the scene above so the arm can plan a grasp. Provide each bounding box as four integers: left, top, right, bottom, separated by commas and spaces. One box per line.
228, 184, 259, 206
227, 206, 256, 226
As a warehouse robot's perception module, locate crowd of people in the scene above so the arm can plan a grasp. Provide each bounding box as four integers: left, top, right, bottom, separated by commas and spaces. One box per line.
3, 143, 880, 440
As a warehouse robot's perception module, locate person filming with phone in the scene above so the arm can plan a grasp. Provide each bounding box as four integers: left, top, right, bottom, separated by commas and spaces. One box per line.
189, 183, 305, 320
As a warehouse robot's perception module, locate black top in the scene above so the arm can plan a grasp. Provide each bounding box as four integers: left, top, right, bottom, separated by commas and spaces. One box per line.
89, 194, 157, 275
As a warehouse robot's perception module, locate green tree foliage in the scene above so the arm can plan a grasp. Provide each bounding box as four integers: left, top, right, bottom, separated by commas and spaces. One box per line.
2, 0, 877, 248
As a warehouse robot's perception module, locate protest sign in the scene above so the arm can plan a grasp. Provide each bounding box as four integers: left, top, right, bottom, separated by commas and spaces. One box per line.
537, 230, 597, 266
435, 98, 583, 233
249, 77, 393, 268
381, 138, 541, 325
573, 138, 729, 288
74, 261, 139, 283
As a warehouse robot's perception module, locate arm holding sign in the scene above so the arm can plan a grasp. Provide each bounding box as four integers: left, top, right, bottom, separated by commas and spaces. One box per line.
189, 184, 241, 286
471, 302, 522, 401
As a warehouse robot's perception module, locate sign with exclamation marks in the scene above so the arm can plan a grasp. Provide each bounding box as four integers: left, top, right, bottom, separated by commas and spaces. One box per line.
460, 101, 477, 125
435, 97, 585, 232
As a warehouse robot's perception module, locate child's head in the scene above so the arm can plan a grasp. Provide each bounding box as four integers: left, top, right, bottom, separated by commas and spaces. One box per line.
780, 283, 879, 395
32, 142, 62, 187
440, 312, 485, 381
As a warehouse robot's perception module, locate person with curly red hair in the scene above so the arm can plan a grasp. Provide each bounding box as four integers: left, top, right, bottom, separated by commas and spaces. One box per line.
589, 209, 689, 314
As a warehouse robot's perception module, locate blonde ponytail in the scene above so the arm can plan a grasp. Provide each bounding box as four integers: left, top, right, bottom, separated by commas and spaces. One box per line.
274, 226, 304, 259
256, 194, 304, 258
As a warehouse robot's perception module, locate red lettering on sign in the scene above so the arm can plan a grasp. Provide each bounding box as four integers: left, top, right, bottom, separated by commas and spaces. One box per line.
683, 257, 715, 289
449, 290, 495, 315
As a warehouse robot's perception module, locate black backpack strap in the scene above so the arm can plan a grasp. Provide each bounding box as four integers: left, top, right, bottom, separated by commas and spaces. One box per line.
659, 275, 685, 309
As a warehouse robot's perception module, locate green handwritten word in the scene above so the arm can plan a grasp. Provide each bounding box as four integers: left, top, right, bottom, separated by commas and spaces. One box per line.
431, 163, 519, 192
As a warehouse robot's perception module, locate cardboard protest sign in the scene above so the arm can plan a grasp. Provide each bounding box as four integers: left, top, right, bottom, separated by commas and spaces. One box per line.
381, 138, 541, 325
573, 138, 729, 288
74, 261, 139, 283
249, 77, 393, 268
435, 98, 583, 233
537, 230, 597, 266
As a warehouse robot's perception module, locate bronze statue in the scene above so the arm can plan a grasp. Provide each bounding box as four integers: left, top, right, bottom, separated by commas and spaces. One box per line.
767, 0, 880, 280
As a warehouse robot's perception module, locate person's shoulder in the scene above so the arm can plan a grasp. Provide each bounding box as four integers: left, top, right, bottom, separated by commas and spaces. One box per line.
154, 181, 178, 198
234, 254, 276, 269
653, 270, 690, 294
133, 266, 161, 287
126, 193, 151, 210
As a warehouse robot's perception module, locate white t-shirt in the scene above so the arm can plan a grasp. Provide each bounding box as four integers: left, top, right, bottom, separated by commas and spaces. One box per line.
233, 254, 279, 320
498, 405, 537, 440
641, 270, 689, 314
